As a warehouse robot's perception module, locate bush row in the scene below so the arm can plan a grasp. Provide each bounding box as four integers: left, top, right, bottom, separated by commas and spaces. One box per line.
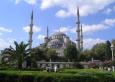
0, 70, 115, 82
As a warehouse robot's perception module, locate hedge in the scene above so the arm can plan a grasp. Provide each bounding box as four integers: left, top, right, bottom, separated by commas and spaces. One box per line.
0, 69, 115, 82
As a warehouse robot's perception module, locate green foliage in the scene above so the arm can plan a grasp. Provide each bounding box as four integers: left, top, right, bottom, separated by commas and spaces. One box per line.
31, 47, 46, 61
92, 42, 111, 61
64, 44, 78, 62
0, 69, 115, 82
105, 40, 112, 60
73, 62, 84, 69
78, 49, 93, 61
1, 41, 29, 69
112, 40, 115, 56
30, 47, 46, 67
78, 40, 113, 61
46, 48, 58, 61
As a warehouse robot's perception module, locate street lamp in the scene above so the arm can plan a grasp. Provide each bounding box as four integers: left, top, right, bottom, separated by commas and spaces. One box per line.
111, 44, 114, 61
50, 58, 52, 68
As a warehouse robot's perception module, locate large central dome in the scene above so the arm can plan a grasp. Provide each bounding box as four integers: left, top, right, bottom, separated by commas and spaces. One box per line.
51, 32, 66, 40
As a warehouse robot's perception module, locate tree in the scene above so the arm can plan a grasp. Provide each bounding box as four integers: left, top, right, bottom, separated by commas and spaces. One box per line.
78, 49, 93, 61
64, 44, 78, 62
2, 41, 29, 69
105, 40, 112, 60
30, 47, 46, 67
112, 39, 115, 56
92, 42, 111, 61
46, 48, 58, 61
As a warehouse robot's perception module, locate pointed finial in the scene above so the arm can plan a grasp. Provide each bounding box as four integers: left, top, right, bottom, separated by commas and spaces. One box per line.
47, 26, 49, 38
77, 6, 79, 14
81, 24, 83, 38
77, 6, 80, 21
31, 10, 33, 20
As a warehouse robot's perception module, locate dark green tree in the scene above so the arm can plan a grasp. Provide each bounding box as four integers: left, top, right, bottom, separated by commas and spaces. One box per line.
112, 39, 115, 55
78, 49, 93, 61
30, 47, 46, 67
46, 48, 58, 61
105, 40, 112, 60
92, 42, 111, 61
64, 44, 78, 62
2, 41, 29, 69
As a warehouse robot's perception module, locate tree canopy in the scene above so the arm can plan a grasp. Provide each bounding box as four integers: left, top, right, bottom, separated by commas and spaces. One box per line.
1, 41, 29, 69
64, 44, 78, 62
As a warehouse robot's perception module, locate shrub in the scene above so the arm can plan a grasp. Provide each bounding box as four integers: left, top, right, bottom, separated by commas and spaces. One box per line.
0, 69, 115, 82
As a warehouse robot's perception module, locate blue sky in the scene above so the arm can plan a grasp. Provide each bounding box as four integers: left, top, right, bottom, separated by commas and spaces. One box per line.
0, 0, 115, 50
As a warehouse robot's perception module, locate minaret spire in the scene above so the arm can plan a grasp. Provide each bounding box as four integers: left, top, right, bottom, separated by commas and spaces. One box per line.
47, 26, 49, 38
80, 25, 83, 51
76, 7, 81, 51
28, 10, 33, 49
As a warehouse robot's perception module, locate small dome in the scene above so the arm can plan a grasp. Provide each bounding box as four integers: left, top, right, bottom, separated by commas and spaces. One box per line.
44, 37, 48, 39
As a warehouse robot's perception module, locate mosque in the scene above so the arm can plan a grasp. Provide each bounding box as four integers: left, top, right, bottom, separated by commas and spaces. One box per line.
28, 7, 83, 57
39, 28, 76, 56
0, 7, 84, 69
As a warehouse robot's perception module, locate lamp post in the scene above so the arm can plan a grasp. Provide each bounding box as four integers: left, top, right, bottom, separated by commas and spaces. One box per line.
111, 44, 114, 61
50, 58, 52, 68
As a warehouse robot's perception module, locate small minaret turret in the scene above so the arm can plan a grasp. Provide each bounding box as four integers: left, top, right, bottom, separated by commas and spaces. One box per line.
76, 7, 81, 51
28, 10, 33, 49
80, 25, 83, 51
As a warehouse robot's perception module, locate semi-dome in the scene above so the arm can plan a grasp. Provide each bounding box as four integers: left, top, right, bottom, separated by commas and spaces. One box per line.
47, 39, 63, 48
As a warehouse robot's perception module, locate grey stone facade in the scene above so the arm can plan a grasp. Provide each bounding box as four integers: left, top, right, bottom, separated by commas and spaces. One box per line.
39, 31, 75, 56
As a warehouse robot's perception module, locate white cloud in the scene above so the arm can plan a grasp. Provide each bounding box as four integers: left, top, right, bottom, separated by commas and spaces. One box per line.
13, 0, 37, 5
0, 38, 14, 50
104, 18, 115, 26
70, 18, 115, 34
0, 27, 12, 33
37, 34, 45, 41
82, 24, 106, 33
24, 0, 36, 5
40, 0, 115, 18
60, 27, 69, 33
15, 0, 20, 4
83, 38, 105, 49
53, 18, 115, 35
55, 9, 70, 18
23, 25, 41, 33
40, 0, 55, 9
54, 27, 70, 33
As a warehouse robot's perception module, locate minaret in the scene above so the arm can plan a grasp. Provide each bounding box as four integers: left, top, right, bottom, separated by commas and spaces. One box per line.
47, 26, 49, 38
44, 26, 49, 43
28, 10, 33, 49
76, 7, 81, 51
80, 25, 83, 51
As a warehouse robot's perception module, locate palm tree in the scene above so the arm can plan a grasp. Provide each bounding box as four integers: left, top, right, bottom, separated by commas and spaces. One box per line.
2, 41, 29, 69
